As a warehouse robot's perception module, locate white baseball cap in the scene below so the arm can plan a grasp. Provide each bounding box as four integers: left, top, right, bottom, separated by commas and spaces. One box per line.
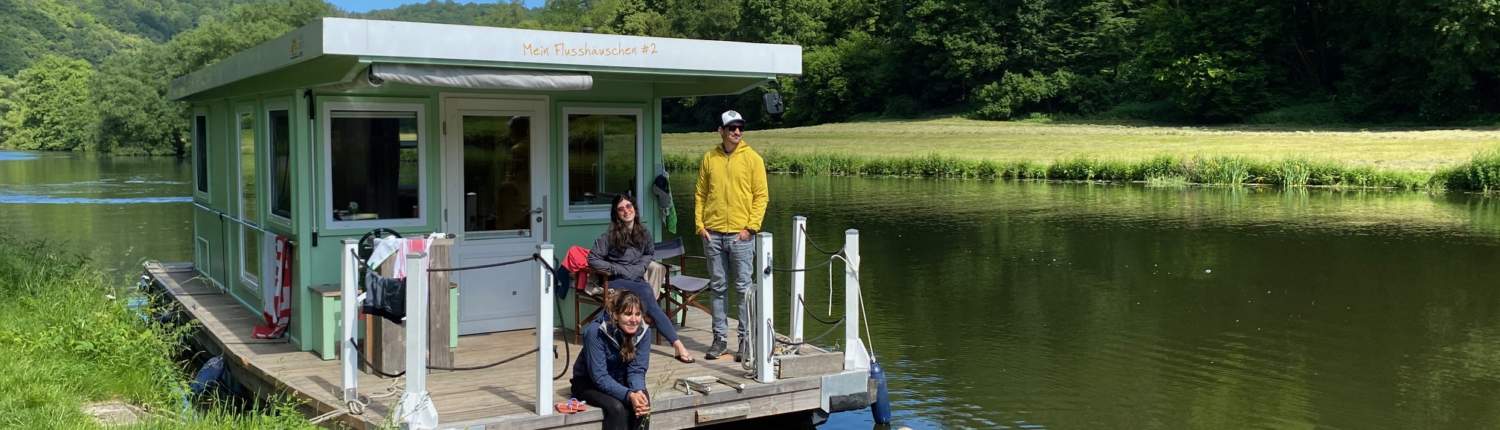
720, 110, 746, 128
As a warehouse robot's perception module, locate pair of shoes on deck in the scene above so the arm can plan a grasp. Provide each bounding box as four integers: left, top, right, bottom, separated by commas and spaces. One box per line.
554, 398, 588, 414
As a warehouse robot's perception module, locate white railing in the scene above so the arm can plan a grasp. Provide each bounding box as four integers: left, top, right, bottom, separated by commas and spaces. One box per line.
337, 237, 559, 426
789, 216, 808, 346
753, 232, 776, 383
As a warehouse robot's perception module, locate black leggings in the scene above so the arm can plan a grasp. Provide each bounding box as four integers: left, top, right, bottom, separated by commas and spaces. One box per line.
573, 385, 649, 430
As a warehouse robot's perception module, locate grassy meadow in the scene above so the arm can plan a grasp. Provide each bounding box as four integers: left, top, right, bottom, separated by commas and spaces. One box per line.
663, 117, 1500, 191
0, 234, 314, 429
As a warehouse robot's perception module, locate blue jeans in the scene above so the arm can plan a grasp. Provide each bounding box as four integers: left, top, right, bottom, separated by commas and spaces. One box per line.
704, 231, 754, 347
606, 278, 679, 344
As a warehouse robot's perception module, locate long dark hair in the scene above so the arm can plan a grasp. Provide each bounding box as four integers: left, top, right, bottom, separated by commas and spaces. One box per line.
611, 290, 644, 362
607, 193, 648, 252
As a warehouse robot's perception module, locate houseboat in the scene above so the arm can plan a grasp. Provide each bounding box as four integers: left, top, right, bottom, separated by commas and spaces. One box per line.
150, 17, 876, 429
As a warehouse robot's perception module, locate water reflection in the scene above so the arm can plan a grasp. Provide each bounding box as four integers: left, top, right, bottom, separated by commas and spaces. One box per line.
669, 175, 1500, 430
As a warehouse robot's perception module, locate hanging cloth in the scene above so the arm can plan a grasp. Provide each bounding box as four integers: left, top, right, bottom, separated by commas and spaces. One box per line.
652, 167, 677, 234
252, 234, 293, 339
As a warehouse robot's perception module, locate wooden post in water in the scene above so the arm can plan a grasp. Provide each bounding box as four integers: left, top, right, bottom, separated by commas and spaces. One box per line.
535, 243, 555, 415
754, 232, 776, 383
340, 239, 358, 403
790, 216, 807, 346
843, 229, 870, 371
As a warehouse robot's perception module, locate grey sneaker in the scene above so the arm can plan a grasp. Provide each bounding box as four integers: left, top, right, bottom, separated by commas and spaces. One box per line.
705, 339, 728, 360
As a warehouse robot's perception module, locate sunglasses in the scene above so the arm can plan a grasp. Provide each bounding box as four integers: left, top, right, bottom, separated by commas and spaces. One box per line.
724, 126, 744, 132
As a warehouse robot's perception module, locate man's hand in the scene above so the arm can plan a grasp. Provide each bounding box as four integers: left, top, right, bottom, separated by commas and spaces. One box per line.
737, 229, 752, 241
698, 228, 710, 242
628, 390, 650, 416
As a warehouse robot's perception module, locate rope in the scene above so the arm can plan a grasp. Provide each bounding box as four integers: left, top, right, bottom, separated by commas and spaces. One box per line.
831, 253, 877, 361
775, 318, 844, 347
427, 254, 538, 272
429, 348, 537, 371
797, 295, 844, 325
800, 224, 843, 256
766, 254, 838, 274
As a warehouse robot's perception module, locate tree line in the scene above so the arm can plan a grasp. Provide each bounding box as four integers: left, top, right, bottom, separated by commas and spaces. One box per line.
3, 0, 1500, 154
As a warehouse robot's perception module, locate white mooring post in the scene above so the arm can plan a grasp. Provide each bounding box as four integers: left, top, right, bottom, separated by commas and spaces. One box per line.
790, 216, 807, 345
397, 251, 438, 429
340, 239, 359, 403
843, 229, 870, 371
754, 232, 776, 383
535, 243, 555, 416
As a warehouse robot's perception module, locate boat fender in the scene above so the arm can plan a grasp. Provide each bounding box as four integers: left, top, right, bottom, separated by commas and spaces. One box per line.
871, 360, 893, 425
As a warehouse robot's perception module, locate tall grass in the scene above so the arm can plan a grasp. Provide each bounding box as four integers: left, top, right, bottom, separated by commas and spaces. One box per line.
0, 234, 314, 429
666, 152, 1447, 190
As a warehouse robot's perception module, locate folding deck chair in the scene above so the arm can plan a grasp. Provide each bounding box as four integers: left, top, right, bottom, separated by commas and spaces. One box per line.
653, 238, 712, 327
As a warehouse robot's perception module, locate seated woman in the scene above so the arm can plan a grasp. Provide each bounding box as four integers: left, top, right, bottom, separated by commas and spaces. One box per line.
588, 193, 696, 363
571, 290, 652, 430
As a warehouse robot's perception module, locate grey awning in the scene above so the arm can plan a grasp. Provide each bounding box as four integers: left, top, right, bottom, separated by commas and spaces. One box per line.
368, 63, 593, 91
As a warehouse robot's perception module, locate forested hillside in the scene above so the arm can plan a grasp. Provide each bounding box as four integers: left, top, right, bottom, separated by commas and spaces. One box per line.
4, 0, 1500, 154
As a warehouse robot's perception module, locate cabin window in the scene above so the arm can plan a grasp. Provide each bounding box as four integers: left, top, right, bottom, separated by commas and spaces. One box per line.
237, 109, 260, 287
267, 108, 291, 220
563, 108, 642, 220
325, 107, 424, 228
194, 114, 209, 196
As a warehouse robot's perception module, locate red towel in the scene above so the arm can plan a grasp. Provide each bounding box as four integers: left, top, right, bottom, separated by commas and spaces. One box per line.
253, 235, 293, 339
563, 246, 591, 289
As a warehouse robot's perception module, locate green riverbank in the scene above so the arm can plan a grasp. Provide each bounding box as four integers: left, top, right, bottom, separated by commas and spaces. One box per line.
663, 118, 1500, 192
0, 234, 312, 429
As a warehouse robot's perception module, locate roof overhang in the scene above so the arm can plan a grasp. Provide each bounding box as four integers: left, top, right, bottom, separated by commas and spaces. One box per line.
169, 18, 802, 101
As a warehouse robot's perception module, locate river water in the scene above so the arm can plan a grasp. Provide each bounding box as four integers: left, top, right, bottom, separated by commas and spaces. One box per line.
5, 150, 1500, 429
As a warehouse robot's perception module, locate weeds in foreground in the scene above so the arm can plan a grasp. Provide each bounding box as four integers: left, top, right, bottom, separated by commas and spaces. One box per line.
0, 234, 314, 429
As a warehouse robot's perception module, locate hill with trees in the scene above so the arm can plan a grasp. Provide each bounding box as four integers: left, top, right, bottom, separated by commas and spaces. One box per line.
4, 0, 1500, 154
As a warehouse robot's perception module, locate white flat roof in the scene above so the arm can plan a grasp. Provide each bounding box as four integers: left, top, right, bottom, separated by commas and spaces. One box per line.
169, 18, 802, 100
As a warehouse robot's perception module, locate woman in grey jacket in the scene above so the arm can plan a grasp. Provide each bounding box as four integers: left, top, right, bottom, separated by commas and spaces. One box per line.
589, 194, 695, 363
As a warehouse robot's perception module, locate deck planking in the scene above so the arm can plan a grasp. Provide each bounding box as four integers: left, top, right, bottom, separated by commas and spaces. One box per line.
145, 262, 829, 429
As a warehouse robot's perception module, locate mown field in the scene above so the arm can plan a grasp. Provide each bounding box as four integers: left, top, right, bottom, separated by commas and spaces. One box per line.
663, 117, 1500, 191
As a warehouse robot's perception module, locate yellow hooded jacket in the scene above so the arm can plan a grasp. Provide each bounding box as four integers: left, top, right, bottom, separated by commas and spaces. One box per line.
694, 140, 768, 235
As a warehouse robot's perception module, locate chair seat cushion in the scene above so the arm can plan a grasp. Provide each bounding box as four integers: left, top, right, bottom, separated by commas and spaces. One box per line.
667, 275, 710, 293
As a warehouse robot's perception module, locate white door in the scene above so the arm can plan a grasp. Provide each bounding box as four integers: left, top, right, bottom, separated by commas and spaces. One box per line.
442, 97, 549, 334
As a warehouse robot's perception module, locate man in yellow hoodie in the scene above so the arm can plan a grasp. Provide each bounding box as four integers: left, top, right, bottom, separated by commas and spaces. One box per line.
694, 109, 768, 361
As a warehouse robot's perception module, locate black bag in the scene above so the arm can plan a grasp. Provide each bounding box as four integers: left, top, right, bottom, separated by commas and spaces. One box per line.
362, 273, 406, 324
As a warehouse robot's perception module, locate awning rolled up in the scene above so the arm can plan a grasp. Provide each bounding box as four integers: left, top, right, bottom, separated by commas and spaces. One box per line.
367, 63, 593, 91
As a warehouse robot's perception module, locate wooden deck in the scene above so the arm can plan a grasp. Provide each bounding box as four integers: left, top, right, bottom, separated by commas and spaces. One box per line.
145, 261, 838, 429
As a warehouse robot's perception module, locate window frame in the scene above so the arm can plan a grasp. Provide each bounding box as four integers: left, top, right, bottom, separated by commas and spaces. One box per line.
560, 106, 644, 222
263, 99, 293, 225
192, 108, 210, 202
234, 102, 261, 289
320, 100, 429, 231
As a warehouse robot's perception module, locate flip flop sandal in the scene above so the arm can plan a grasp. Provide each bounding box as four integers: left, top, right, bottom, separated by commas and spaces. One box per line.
675, 353, 696, 364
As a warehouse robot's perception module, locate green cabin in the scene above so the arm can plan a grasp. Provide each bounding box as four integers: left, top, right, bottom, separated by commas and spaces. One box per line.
170, 17, 801, 358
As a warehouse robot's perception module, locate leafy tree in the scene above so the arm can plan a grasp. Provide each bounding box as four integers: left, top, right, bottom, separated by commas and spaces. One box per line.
2, 55, 99, 151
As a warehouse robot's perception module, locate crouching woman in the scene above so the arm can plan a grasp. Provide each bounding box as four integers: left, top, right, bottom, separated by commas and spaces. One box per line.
571, 290, 652, 429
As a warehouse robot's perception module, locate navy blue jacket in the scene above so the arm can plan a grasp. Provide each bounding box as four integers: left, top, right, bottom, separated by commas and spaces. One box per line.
570, 316, 651, 401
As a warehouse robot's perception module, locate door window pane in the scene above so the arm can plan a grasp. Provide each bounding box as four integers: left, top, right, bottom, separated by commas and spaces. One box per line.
330, 111, 420, 221
242, 226, 259, 284
269, 110, 291, 219
463, 115, 530, 233
566, 114, 637, 208
239, 112, 257, 224
194, 115, 208, 194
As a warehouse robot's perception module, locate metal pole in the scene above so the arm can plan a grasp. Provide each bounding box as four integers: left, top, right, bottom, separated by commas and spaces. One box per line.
536, 243, 555, 416
790, 216, 806, 345
843, 229, 870, 371
397, 250, 438, 428
340, 239, 358, 403
755, 232, 776, 383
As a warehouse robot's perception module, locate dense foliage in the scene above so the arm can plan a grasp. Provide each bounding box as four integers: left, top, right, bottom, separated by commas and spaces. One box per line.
4, 0, 1500, 153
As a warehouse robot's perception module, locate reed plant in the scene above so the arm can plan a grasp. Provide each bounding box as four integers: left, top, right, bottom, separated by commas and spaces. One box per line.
0, 234, 314, 429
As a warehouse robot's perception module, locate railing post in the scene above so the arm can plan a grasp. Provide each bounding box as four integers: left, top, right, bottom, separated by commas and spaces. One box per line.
536, 243, 555, 416
843, 229, 870, 371
397, 251, 438, 428
754, 232, 776, 383
340, 239, 358, 403
790, 216, 807, 346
